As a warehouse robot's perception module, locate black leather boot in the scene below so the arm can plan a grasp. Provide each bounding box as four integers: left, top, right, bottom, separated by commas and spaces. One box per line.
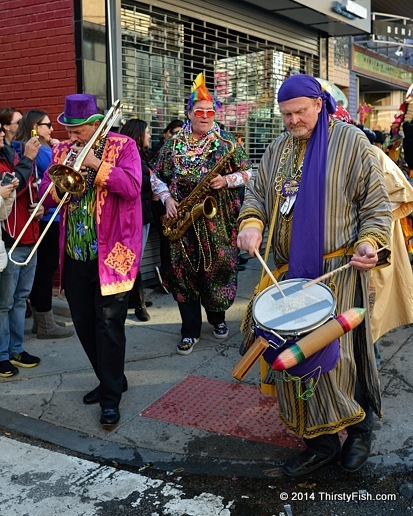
134, 271, 150, 321
283, 449, 340, 477
341, 431, 372, 472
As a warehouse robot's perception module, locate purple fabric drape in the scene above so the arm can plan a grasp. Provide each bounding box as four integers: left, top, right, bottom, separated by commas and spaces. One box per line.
278, 74, 337, 279
274, 74, 338, 375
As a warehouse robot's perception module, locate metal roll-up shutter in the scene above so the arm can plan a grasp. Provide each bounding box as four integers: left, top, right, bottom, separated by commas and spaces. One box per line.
119, 0, 320, 282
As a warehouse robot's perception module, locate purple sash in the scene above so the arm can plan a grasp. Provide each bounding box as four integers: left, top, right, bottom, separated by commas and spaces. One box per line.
276, 74, 338, 374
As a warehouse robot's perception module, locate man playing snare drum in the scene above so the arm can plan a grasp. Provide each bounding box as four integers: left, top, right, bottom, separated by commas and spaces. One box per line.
237, 74, 392, 477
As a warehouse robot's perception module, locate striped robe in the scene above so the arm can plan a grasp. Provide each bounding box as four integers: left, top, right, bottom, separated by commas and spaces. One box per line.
240, 120, 392, 438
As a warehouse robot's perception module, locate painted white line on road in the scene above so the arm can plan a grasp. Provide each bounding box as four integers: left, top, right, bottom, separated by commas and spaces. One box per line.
0, 436, 233, 515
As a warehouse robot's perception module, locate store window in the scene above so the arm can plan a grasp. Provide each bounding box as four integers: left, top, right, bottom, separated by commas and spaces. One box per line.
120, 0, 319, 167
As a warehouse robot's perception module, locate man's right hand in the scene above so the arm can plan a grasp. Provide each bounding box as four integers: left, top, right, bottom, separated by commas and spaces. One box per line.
23, 136, 41, 160
237, 227, 262, 256
0, 183, 14, 199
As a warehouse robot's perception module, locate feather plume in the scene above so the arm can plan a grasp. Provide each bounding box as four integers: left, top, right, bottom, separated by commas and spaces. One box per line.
191, 73, 206, 92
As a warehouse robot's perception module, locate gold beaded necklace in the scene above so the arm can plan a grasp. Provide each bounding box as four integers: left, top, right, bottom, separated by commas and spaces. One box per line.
275, 136, 308, 218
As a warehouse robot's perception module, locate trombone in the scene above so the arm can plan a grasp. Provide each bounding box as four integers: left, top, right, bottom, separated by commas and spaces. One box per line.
8, 99, 123, 266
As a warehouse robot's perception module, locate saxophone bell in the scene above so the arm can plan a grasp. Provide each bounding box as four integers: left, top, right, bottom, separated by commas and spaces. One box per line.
193, 196, 217, 221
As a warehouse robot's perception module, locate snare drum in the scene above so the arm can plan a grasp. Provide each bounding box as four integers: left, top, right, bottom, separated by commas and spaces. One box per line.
253, 278, 336, 350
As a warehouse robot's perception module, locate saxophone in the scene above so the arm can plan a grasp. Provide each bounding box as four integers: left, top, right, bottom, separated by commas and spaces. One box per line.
163, 132, 237, 241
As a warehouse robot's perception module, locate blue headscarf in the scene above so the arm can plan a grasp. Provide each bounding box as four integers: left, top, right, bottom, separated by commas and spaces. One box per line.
278, 74, 337, 279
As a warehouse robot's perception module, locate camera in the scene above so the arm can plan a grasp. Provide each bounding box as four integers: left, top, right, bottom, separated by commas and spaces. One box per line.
1, 172, 14, 186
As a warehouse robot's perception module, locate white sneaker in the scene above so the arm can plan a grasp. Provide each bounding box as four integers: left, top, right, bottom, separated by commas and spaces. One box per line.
177, 337, 200, 355
213, 322, 229, 339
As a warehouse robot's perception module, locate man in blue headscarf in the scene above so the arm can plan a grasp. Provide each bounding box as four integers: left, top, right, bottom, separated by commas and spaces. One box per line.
238, 74, 392, 477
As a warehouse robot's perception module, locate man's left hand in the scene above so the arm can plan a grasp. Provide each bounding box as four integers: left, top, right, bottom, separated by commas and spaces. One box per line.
210, 174, 227, 190
350, 243, 379, 270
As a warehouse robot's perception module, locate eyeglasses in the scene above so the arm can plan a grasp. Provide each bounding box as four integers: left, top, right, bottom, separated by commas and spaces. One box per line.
193, 109, 215, 118
37, 122, 53, 129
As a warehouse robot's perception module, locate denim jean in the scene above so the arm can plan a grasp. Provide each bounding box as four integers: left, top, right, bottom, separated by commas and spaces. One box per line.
141, 223, 150, 261
0, 245, 37, 361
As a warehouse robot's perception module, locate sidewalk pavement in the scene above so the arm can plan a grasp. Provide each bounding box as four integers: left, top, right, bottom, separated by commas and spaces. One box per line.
0, 256, 412, 479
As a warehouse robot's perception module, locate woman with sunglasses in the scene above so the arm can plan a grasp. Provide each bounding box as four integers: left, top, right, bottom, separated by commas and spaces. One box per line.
151, 73, 253, 356
14, 110, 73, 340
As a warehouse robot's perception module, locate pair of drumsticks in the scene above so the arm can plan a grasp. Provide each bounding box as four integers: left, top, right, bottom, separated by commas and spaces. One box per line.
253, 245, 389, 298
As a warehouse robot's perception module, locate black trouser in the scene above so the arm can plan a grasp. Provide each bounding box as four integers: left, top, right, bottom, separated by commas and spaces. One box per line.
403, 122, 413, 169
29, 220, 60, 312
178, 300, 225, 338
63, 255, 129, 408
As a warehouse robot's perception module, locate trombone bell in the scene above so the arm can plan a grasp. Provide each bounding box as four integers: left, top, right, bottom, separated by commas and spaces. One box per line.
48, 164, 86, 195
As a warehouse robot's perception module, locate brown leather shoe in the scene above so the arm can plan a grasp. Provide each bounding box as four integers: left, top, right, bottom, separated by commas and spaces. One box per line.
341, 432, 372, 472
283, 449, 340, 477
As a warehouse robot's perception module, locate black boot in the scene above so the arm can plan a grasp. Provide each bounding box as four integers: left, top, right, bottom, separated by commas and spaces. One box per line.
341, 431, 372, 472
134, 271, 150, 321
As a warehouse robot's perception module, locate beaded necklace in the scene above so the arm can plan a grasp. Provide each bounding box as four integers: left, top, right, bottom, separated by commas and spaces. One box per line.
173, 122, 220, 176
275, 136, 308, 218
70, 136, 107, 209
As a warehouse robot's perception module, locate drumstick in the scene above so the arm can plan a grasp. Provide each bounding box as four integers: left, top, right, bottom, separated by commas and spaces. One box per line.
303, 245, 389, 289
253, 249, 286, 297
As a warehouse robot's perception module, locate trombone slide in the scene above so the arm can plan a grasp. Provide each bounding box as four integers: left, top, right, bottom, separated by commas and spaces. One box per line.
7, 184, 69, 266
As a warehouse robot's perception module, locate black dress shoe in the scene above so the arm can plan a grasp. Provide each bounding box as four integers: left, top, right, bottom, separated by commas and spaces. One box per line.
100, 407, 120, 427
283, 449, 340, 477
83, 386, 100, 405
341, 432, 372, 472
83, 379, 128, 405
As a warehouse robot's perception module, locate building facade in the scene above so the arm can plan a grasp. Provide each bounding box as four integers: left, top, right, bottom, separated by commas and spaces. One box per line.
6, 0, 404, 280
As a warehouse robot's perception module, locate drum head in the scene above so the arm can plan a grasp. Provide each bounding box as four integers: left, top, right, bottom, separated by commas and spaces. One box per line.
253, 279, 336, 336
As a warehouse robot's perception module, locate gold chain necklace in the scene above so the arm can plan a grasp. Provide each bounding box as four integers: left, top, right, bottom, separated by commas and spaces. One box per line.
179, 216, 212, 272
275, 136, 307, 219
275, 137, 307, 196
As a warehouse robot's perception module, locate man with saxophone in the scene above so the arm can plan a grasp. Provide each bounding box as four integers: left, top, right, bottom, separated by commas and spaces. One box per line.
39, 94, 142, 428
151, 73, 252, 355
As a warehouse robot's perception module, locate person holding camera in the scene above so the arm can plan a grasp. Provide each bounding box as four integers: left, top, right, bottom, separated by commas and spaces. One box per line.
14, 109, 73, 340
0, 112, 42, 378
0, 125, 19, 275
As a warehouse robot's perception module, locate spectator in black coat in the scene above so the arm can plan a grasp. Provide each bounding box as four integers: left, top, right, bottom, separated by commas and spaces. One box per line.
119, 119, 154, 321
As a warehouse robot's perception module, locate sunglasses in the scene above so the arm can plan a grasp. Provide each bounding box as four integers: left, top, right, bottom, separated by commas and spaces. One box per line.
193, 109, 215, 118
37, 122, 53, 129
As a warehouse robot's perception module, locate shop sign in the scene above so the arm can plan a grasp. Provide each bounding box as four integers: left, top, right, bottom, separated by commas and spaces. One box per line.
332, 1, 368, 20
373, 20, 413, 40
353, 47, 413, 87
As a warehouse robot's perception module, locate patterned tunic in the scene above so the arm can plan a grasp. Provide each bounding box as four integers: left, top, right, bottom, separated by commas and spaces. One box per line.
239, 120, 392, 438
152, 125, 251, 311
